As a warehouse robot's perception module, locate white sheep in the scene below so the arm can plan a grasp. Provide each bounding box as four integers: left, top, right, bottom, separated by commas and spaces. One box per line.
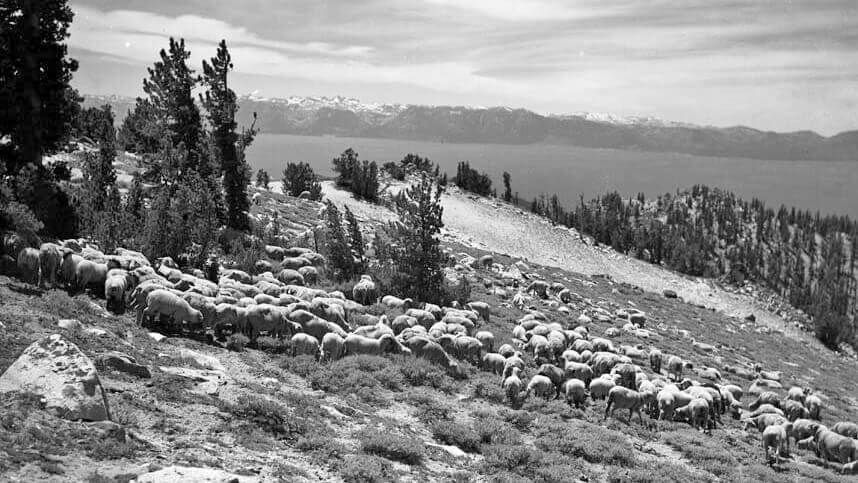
503, 367, 523, 406
524, 374, 555, 401
604, 386, 646, 424
563, 378, 587, 409
762, 422, 792, 465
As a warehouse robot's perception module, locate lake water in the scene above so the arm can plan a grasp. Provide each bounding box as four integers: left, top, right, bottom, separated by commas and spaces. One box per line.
247, 134, 858, 218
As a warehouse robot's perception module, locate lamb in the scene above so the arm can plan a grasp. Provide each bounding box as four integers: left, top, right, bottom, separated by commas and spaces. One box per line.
674, 398, 710, 432
563, 378, 587, 409
503, 367, 524, 406
291, 333, 321, 358
524, 374, 555, 401
762, 422, 792, 465
143, 289, 203, 328
604, 386, 647, 424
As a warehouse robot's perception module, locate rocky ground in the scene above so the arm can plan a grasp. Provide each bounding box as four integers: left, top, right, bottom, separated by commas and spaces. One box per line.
1, 178, 857, 482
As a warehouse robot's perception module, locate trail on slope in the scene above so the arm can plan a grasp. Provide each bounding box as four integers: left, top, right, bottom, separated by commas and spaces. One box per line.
321, 181, 798, 337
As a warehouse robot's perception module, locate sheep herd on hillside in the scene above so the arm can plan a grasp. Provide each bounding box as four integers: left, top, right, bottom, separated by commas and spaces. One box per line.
2, 231, 858, 474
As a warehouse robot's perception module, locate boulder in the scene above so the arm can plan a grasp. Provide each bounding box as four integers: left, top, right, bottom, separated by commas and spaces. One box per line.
159, 366, 226, 396
148, 332, 167, 343
96, 351, 151, 379
0, 334, 111, 421
663, 289, 678, 299
136, 466, 259, 483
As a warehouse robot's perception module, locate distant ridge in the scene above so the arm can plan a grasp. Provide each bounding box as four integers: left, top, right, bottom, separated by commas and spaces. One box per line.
83, 94, 858, 161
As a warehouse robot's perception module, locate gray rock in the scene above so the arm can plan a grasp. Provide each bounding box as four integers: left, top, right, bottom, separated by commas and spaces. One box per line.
663, 289, 678, 299
0, 334, 111, 421
178, 349, 225, 371
96, 351, 151, 379
148, 332, 167, 342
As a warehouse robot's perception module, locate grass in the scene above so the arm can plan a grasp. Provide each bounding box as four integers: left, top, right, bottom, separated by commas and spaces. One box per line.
429, 420, 481, 453
337, 454, 395, 483
534, 418, 637, 467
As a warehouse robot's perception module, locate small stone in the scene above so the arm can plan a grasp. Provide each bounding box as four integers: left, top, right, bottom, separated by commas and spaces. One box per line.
148, 332, 167, 342
57, 319, 82, 331
84, 327, 108, 337
663, 289, 678, 299
96, 351, 151, 379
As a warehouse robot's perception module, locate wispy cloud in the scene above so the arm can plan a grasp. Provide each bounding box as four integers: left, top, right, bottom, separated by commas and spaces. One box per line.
68, 0, 858, 134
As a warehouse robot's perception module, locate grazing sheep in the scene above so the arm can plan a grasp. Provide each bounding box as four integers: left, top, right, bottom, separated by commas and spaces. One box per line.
482, 353, 506, 375
536, 364, 565, 399
815, 427, 858, 466
524, 374, 555, 401
343, 333, 405, 356
291, 333, 321, 358
390, 315, 418, 335
674, 398, 711, 432
698, 367, 722, 381
381, 295, 414, 311
297, 266, 319, 285
497, 344, 516, 358
563, 378, 587, 408
406, 309, 437, 330
404, 336, 462, 377
723, 384, 743, 402
591, 337, 615, 353
743, 414, 787, 433
502, 352, 526, 381
605, 386, 647, 424
525, 280, 550, 298
38, 243, 62, 287
657, 390, 678, 420
805, 394, 822, 420
783, 400, 810, 422
466, 301, 490, 323
245, 304, 292, 339
503, 367, 524, 406
104, 269, 130, 314
143, 289, 203, 328
75, 259, 108, 293
832, 422, 858, 439
590, 375, 616, 401
294, 312, 348, 341
749, 392, 781, 411
791, 419, 821, 443
16, 247, 40, 285
796, 436, 816, 451
280, 256, 311, 271
564, 361, 594, 386
746, 404, 785, 419
666, 355, 684, 381
475, 331, 495, 353
320, 333, 346, 362
590, 352, 628, 377
276, 268, 305, 286
561, 349, 582, 364
787, 386, 807, 402
612, 363, 638, 390
762, 422, 792, 464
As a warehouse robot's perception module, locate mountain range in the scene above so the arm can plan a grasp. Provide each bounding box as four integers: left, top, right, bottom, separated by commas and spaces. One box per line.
83, 94, 858, 161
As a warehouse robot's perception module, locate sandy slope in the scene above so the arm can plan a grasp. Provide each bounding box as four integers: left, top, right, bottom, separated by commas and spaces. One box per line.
320, 180, 800, 337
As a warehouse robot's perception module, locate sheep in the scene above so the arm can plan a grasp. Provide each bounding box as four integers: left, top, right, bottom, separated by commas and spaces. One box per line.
666, 355, 684, 381
475, 331, 495, 353
787, 386, 807, 402
791, 419, 821, 443
503, 367, 524, 406
832, 422, 858, 439
749, 391, 781, 411
381, 295, 414, 311
466, 301, 490, 323
743, 413, 787, 433
723, 384, 743, 402
563, 378, 587, 409
564, 361, 593, 386
783, 400, 810, 422
481, 353, 506, 375
762, 422, 792, 465
143, 289, 203, 329
502, 352, 525, 381
404, 336, 462, 377
291, 333, 321, 358
590, 352, 629, 377
104, 269, 131, 314
75, 259, 108, 293
561, 349, 582, 364
805, 394, 822, 420
320, 333, 346, 362
352, 275, 377, 305
38, 243, 62, 287
674, 398, 710, 432
604, 386, 647, 424
589, 375, 616, 401
16, 247, 40, 285
343, 333, 406, 357
843, 461, 858, 475
497, 344, 516, 358
591, 337, 615, 353
612, 363, 638, 390
536, 364, 565, 399
524, 374, 555, 401
815, 427, 858, 466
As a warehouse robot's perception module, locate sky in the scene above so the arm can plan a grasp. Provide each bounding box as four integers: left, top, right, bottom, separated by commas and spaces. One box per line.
67, 0, 858, 135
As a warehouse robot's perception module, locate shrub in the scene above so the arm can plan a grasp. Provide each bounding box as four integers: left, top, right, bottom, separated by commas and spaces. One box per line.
256, 336, 289, 354
407, 392, 453, 422
86, 439, 137, 460
607, 461, 706, 483
534, 420, 636, 467
226, 333, 249, 352
338, 454, 394, 483
429, 420, 481, 453
217, 395, 311, 442
482, 444, 542, 474
472, 414, 521, 446
393, 355, 453, 391
383, 161, 406, 181
281, 162, 322, 200
500, 409, 536, 432
660, 430, 738, 479
359, 430, 424, 465
280, 354, 322, 378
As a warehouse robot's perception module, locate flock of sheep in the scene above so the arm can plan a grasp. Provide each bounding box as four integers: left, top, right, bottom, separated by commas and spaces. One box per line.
3, 231, 858, 474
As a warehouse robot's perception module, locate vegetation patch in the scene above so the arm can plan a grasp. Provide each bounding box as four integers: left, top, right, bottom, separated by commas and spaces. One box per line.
429, 420, 481, 453
358, 429, 424, 465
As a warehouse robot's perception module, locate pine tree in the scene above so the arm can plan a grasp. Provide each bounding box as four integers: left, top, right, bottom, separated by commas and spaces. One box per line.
117, 98, 164, 154
387, 174, 446, 303
255, 169, 270, 189
143, 37, 203, 177
282, 162, 322, 200
201, 39, 250, 231
323, 200, 352, 281
344, 205, 365, 274
332, 148, 359, 187
0, 0, 80, 171
502, 171, 512, 202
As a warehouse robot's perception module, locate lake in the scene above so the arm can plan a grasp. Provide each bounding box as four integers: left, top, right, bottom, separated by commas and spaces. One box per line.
247, 133, 858, 218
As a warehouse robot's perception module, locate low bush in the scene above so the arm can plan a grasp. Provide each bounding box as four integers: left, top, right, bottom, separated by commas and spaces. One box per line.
358, 430, 424, 465
481, 444, 542, 474
279, 354, 320, 378
429, 420, 481, 453
86, 439, 137, 460
393, 355, 454, 391
660, 430, 738, 479
256, 336, 289, 353
217, 395, 315, 442
226, 333, 249, 352
534, 419, 636, 467
500, 409, 536, 432
607, 461, 706, 482
337, 454, 394, 483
